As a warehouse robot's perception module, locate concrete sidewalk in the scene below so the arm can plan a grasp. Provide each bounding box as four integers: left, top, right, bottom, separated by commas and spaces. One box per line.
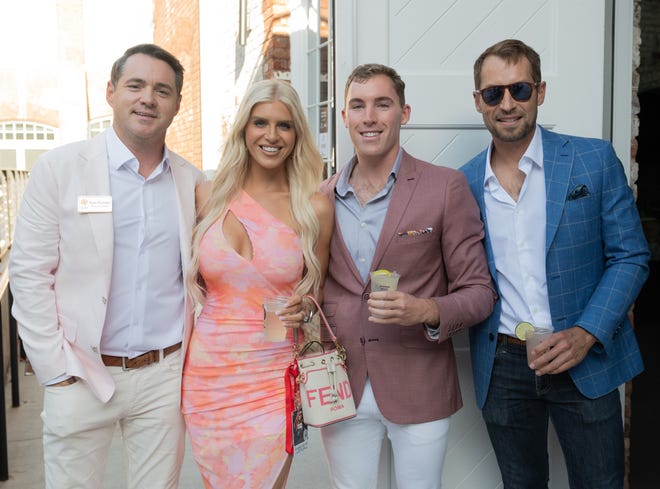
1, 361, 331, 488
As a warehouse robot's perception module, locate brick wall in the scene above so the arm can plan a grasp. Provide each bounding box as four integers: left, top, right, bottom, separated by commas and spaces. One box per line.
198, 0, 292, 170
264, 34, 291, 79
153, 0, 203, 169
151, 0, 293, 170
261, 0, 291, 79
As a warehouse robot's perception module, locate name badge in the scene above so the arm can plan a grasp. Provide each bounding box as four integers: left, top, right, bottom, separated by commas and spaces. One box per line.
78, 195, 112, 213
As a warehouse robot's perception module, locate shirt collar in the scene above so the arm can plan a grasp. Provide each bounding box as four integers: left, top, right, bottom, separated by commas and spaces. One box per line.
484, 125, 543, 186
336, 147, 403, 197
105, 126, 170, 173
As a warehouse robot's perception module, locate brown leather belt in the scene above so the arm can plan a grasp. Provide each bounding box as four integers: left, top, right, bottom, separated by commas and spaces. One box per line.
101, 342, 182, 370
498, 333, 526, 346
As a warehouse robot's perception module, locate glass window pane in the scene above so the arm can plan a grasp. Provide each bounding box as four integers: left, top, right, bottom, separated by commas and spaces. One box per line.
318, 105, 329, 160
0, 150, 17, 169
306, 0, 334, 175
320, 46, 328, 102
26, 149, 46, 170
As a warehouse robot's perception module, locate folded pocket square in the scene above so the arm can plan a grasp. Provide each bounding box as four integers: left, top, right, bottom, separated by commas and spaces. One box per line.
398, 227, 433, 237
567, 184, 590, 200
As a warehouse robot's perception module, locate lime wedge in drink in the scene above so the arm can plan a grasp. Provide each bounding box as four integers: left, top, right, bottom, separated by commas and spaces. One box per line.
515, 321, 535, 341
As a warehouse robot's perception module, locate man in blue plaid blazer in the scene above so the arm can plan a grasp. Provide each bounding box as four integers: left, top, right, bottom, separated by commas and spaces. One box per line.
460, 39, 650, 488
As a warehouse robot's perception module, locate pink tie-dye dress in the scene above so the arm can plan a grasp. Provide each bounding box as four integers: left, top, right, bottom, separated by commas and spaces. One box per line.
182, 190, 303, 488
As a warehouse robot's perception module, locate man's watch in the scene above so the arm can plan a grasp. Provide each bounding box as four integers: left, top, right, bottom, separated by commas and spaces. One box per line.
424, 322, 440, 333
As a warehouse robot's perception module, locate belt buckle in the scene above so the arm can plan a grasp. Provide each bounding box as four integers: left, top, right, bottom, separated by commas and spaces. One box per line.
120, 349, 165, 371
121, 356, 132, 371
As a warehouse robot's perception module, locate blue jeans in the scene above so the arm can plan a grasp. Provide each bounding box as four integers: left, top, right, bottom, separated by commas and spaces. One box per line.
482, 337, 624, 489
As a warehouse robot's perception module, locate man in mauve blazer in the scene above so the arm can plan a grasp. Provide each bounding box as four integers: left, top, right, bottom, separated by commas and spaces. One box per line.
460, 39, 649, 488
318, 63, 496, 489
9, 44, 204, 488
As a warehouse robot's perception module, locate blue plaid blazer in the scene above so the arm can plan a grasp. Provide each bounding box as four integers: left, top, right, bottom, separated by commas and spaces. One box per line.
460, 126, 650, 409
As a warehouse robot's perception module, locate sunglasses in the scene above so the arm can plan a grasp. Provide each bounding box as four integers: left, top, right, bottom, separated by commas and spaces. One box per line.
475, 82, 540, 106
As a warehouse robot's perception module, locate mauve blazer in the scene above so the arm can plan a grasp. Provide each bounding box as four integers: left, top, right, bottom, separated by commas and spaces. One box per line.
461, 126, 650, 409
9, 131, 204, 402
320, 150, 496, 424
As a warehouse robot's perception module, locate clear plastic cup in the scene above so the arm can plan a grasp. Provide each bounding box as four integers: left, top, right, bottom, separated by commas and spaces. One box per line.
370, 271, 400, 292
263, 296, 289, 342
369, 271, 400, 319
525, 327, 553, 365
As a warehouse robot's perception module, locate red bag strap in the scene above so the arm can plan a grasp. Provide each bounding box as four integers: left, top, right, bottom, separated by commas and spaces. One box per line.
284, 361, 299, 455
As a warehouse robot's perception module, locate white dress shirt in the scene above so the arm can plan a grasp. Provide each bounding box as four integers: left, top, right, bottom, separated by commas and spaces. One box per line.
484, 126, 553, 336
101, 128, 184, 357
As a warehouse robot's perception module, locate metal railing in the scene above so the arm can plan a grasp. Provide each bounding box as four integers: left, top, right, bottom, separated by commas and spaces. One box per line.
0, 169, 29, 480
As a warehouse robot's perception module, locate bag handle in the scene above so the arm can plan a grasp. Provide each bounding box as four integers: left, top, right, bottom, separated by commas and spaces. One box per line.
304, 295, 336, 342
299, 340, 324, 356
297, 295, 346, 361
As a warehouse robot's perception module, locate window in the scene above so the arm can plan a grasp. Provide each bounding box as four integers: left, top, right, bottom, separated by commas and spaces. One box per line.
0, 150, 16, 169
304, 0, 335, 177
0, 121, 58, 170
88, 116, 112, 138
0, 121, 56, 142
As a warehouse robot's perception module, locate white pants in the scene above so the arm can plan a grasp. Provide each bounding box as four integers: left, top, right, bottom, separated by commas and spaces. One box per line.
41, 350, 185, 489
321, 378, 450, 489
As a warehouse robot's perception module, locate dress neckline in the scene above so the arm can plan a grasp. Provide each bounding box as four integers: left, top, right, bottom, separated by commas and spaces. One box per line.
238, 189, 297, 234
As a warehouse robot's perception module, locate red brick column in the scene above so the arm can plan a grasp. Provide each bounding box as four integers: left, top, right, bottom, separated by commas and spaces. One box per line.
153, 0, 203, 170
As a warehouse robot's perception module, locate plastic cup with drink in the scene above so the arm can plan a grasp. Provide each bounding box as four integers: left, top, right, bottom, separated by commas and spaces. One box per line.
263, 296, 290, 342
515, 321, 553, 366
370, 269, 400, 292
369, 269, 400, 319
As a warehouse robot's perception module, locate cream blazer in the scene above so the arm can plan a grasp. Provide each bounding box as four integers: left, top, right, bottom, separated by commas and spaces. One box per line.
8, 131, 204, 402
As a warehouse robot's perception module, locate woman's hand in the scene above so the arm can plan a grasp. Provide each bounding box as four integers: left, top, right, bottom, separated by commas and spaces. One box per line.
278, 295, 314, 329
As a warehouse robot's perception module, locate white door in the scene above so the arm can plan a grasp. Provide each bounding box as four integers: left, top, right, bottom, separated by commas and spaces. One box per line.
334, 1, 614, 488
335, 0, 612, 168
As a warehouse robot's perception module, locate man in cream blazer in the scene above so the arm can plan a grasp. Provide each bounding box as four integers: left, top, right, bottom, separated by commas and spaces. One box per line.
9, 44, 204, 489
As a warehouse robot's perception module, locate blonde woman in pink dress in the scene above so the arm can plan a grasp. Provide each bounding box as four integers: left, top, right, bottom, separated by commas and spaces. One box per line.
182, 79, 334, 489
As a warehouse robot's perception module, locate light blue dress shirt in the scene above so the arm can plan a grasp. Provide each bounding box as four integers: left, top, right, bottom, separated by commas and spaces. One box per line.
335, 148, 402, 282
101, 128, 184, 357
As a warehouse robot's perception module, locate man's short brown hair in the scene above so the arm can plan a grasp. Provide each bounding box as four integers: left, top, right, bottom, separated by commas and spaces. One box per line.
473, 39, 541, 89
344, 63, 406, 107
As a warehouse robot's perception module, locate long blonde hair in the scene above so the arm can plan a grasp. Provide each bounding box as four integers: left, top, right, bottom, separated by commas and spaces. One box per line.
188, 79, 324, 303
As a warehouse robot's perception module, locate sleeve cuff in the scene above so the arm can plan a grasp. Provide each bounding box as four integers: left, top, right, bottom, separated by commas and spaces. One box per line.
424, 323, 440, 340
